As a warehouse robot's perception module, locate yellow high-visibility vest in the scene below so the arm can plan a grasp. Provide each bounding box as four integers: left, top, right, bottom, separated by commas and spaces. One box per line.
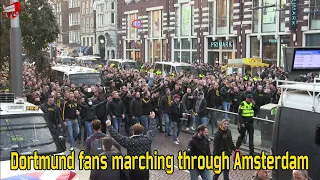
240, 101, 254, 117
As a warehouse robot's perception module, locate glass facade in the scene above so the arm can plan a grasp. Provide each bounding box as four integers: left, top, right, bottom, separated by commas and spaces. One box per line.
252, 0, 259, 33
229, 0, 234, 33
262, 0, 276, 32
262, 36, 277, 60
310, 0, 320, 29
207, 38, 234, 65
216, 0, 227, 34
126, 40, 141, 61
279, 36, 290, 67
279, 0, 286, 31
250, 36, 260, 57
173, 38, 197, 63
208, 2, 214, 34
180, 3, 193, 36
128, 14, 137, 39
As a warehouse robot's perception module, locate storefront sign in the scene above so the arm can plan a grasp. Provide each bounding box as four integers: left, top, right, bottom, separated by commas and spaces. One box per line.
268, 39, 278, 43
244, 58, 262, 63
290, 0, 298, 30
210, 41, 233, 48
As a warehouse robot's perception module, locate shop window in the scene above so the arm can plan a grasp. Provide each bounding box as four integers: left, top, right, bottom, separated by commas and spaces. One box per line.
216, 0, 227, 34
174, 51, 180, 62
181, 51, 191, 63
262, 0, 276, 32
148, 40, 152, 63
152, 10, 160, 37
192, 38, 197, 49
250, 36, 260, 58
262, 36, 277, 60
153, 40, 161, 62
310, 0, 320, 30
181, 39, 190, 49
174, 39, 180, 49
252, 0, 259, 33
306, 34, 320, 46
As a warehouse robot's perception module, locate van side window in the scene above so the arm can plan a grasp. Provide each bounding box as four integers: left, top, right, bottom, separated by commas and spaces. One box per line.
155, 64, 162, 71
316, 126, 320, 146
164, 65, 171, 73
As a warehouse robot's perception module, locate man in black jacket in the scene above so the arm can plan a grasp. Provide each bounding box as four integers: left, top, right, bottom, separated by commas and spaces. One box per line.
130, 92, 142, 125
106, 112, 157, 180
220, 82, 232, 119
40, 95, 62, 136
213, 119, 236, 180
187, 125, 211, 180
93, 92, 107, 131
122, 91, 133, 135
108, 91, 125, 132
171, 94, 187, 145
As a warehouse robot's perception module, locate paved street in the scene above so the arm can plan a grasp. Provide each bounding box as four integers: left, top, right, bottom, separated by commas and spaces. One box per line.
70, 128, 256, 180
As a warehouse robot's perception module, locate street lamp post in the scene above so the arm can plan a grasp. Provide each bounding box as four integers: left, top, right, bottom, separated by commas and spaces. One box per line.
9, 0, 23, 96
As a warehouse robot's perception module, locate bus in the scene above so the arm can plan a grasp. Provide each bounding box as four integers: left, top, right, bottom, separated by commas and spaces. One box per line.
154, 62, 197, 75
51, 65, 102, 86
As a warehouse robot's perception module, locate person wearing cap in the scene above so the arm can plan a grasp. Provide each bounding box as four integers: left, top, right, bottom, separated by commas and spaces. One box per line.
235, 94, 257, 155
171, 94, 188, 144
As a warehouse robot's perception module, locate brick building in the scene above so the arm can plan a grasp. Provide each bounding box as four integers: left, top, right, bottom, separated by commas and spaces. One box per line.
52, 0, 69, 46
68, 0, 81, 47
117, 0, 320, 65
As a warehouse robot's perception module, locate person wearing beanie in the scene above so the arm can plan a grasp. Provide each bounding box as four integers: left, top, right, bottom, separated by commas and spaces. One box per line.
194, 91, 207, 127
213, 119, 236, 180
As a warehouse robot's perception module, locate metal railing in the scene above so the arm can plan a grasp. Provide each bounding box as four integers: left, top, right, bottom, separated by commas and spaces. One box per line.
183, 107, 275, 150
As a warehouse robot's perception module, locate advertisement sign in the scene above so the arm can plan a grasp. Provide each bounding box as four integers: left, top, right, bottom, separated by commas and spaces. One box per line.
244, 58, 262, 63
290, 0, 298, 30
2, 2, 21, 19
210, 41, 233, 48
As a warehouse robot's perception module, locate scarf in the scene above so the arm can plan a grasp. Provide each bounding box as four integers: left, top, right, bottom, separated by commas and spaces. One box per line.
168, 96, 171, 106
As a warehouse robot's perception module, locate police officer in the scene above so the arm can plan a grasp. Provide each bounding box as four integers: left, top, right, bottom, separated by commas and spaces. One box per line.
236, 94, 257, 155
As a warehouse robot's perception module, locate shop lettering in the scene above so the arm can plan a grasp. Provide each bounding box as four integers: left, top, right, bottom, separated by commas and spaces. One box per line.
268, 39, 277, 43
210, 42, 233, 48
290, 0, 298, 30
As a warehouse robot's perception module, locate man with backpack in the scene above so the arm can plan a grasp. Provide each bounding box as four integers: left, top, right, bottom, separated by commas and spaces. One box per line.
85, 119, 121, 155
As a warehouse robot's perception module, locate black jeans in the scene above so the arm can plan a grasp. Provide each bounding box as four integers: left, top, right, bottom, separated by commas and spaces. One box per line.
236, 121, 254, 154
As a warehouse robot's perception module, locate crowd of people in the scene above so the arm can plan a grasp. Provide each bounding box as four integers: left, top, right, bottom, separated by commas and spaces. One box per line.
1, 61, 316, 180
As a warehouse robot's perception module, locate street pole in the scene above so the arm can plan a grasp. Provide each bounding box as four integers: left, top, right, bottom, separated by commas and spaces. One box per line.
9, 0, 23, 97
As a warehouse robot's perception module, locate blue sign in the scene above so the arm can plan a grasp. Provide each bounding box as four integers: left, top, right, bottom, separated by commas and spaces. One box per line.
290, 0, 298, 30
210, 41, 233, 48
132, 20, 142, 28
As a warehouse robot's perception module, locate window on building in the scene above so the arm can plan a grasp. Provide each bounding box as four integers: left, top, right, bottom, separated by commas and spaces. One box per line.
90, 0, 93, 13
91, 37, 94, 46
162, 39, 167, 61
86, 1, 89, 14
148, 12, 152, 37
252, 0, 259, 33
175, 7, 179, 36
216, 0, 227, 34
69, 31, 72, 43
262, 0, 276, 32
173, 38, 197, 63
191, 5, 194, 36
111, 13, 115, 23
152, 10, 161, 37
181, 3, 191, 36
128, 14, 137, 39
279, 0, 286, 31
100, 14, 104, 27
87, 37, 90, 46
153, 40, 161, 61
126, 40, 141, 61
69, 13, 72, 26
230, 0, 234, 33
208, 2, 214, 35
69, 0, 72, 8
83, 37, 85, 45
262, 36, 277, 60
111, 2, 114, 9
250, 36, 260, 58
310, 0, 320, 29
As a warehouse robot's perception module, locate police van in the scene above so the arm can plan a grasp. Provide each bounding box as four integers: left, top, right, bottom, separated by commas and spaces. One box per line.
154, 62, 197, 75
272, 47, 320, 179
51, 65, 102, 87
0, 93, 78, 179
107, 59, 138, 69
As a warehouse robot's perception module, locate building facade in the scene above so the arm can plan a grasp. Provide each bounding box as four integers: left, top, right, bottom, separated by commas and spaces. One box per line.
68, 0, 81, 47
117, 0, 320, 66
80, 0, 95, 52
95, 0, 118, 59
52, 0, 69, 46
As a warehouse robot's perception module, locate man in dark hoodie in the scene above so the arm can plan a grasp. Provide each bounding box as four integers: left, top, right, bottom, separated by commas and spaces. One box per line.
220, 82, 232, 119
159, 88, 172, 136
213, 119, 236, 180
187, 125, 211, 180
194, 91, 207, 127
93, 92, 107, 131
182, 87, 195, 131
122, 91, 133, 135
130, 92, 142, 125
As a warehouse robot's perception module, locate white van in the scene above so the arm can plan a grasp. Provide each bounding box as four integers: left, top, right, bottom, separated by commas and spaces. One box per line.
107, 59, 138, 69
51, 65, 101, 86
154, 62, 197, 74
56, 56, 75, 64
0, 93, 78, 179
75, 55, 101, 65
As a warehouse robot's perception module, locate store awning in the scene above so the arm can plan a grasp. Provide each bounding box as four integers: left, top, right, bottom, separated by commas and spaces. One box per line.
226, 64, 243, 68
244, 62, 269, 67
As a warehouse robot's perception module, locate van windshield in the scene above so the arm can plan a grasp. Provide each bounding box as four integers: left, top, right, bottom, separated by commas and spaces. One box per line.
0, 114, 63, 161
61, 58, 73, 63
122, 62, 137, 69
176, 66, 197, 74
69, 73, 101, 86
